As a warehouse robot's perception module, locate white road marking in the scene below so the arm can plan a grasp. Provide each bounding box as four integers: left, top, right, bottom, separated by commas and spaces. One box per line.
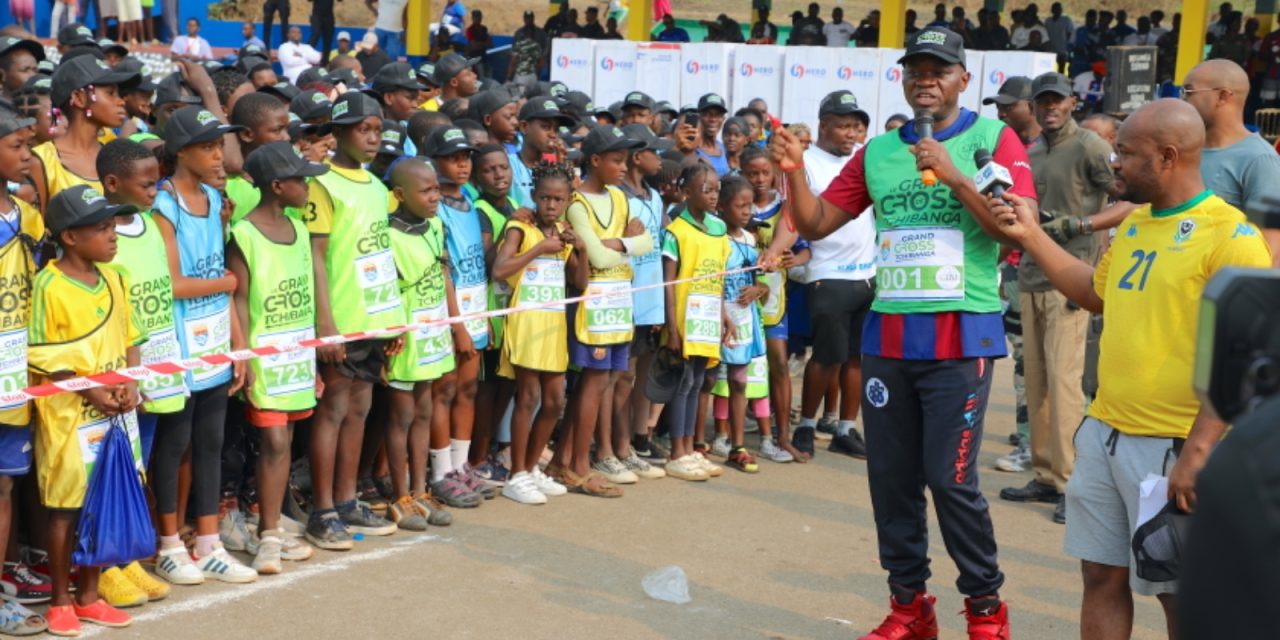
80, 536, 440, 637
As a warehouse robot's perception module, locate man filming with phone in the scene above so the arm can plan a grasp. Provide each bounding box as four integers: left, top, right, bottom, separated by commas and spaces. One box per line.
770, 27, 1032, 640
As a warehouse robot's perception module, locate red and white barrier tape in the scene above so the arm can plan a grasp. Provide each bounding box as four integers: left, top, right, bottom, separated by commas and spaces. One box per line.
2, 266, 762, 403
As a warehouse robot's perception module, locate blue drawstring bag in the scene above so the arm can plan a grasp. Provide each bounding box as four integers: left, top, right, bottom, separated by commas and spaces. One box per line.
73, 414, 156, 567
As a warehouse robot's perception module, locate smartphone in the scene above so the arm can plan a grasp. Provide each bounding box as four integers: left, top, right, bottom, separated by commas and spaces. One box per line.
683, 112, 698, 127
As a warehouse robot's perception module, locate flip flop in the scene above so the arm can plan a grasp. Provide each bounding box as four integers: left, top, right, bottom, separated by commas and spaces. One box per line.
560, 469, 623, 498
0, 600, 46, 636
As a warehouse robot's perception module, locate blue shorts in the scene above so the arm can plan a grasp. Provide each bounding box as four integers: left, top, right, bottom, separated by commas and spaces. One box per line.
764, 313, 789, 341
567, 326, 631, 372
0, 426, 32, 476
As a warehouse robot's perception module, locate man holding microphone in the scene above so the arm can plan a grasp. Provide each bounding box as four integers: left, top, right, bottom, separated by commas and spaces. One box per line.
771, 27, 1033, 640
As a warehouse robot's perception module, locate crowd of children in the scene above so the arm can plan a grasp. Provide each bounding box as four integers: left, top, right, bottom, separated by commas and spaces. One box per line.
0, 27, 872, 636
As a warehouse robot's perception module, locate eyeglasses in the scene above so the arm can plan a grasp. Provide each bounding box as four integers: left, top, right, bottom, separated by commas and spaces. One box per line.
1181, 87, 1232, 98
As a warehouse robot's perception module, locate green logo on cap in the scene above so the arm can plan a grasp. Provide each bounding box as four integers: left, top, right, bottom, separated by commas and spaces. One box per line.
709, 95, 722, 104
35, 78, 50, 89
196, 110, 218, 125
443, 129, 464, 142
584, 102, 595, 112
333, 101, 350, 118
81, 188, 105, 205
543, 100, 556, 110
841, 94, 856, 104
382, 131, 401, 143
311, 93, 327, 104
76, 26, 92, 36
628, 92, 643, 101
407, 69, 415, 79
288, 113, 301, 123
611, 128, 623, 138
95, 59, 110, 70
917, 31, 947, 46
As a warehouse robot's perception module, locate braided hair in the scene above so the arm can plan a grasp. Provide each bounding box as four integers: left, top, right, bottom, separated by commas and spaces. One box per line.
531, 160, 574, 194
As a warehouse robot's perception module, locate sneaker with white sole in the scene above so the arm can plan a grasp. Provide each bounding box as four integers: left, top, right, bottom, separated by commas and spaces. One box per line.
759, 437, 795, 463
501, 472, 547, 505
248, 528, 314, 561
155, 546, 204, 586
591, 456, 638, 484
994, 443, 1031, 472
711, 434, 732, 458
530, 467, 568, 496
337, 502, 397, 536
665, 456, 709, 481
278, 514, 306, 537
621, 453, 666, 479
251, 536, 283, 575
195, 544, 259, 583
218, 509, 252, 552
691, 452, 723, 477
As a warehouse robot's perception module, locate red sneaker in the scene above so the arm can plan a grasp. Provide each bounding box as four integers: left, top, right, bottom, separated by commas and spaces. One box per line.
72, 599, 131, 628
964, 598, 1010, 640
859, 592, 939, 640
46, 605, 80, 637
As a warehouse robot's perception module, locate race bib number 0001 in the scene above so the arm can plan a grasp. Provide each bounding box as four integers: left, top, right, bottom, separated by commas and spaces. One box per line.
876, 227, 965, 301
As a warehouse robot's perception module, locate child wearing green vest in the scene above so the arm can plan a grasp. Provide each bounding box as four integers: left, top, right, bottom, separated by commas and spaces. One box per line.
384, 158, 470, 525
303, 92, 406, 549
468, 144, 518, 481
228, 141, 327, 574
225, 93, 292, 224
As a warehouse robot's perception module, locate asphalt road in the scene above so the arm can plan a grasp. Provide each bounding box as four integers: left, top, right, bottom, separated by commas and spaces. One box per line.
82, 359, 1168, 639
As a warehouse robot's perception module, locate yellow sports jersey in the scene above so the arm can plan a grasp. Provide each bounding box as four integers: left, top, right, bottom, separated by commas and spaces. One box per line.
1089, 192, 1272, 438
301, 163, 369, 236
31, 142, 102, 201
28, 262, 145, 509
0, 199, 46, 426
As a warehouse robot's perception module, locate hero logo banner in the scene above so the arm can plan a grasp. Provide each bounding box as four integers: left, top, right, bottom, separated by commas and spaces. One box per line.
989, 69, 1006, 85
790, 64, 829, 79
885, 67, 902, 83
557, 55, 588, 69
739, 63, 775, 77
685, 60, 721, 75
600, 57, 634, 72
837, 66, 874, 81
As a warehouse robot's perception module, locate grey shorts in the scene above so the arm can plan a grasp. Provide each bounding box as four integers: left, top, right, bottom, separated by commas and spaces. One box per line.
1064, 416, 1181, 596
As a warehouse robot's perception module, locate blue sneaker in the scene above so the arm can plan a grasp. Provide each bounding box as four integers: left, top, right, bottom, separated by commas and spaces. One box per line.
472, 459, 509, 488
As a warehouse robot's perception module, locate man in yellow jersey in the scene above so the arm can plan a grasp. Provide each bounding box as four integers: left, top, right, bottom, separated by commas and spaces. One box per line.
988, 98, 1272, 640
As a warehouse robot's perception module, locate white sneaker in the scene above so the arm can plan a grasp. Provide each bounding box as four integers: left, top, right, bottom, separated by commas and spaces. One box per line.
195, 543, 259, 583
591, 456, 639, 484
759, 438, 795, 463
278, 514, 306, 537
531, 467, 568, 496
502, 472, 548, 505
248, 528, 314, 561
692, 452, 723, 477
251, 535, 283, 575
711, 435, 732, 458
994, 443, 1031, 472
621, 453, 666, 479
219, 509, 251, 552
665, 456, 709, 481
155, 545, 204, 586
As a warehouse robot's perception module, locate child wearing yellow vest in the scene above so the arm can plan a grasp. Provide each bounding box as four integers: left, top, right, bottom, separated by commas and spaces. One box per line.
546, 126, 651, 498
491, 163, 585, 505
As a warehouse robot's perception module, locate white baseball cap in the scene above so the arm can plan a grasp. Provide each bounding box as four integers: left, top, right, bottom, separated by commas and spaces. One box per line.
361, 32, 378, 47
337, 31, 351, 42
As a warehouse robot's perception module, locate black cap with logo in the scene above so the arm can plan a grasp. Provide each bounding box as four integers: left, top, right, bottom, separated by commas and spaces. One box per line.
468, 89, 515, 121
57, 23, 97, 48
423, 126, 476, 157
154, 72, 202, 107
237, 55, 273, 77
296, 67, 331, 88
581, 124, 644, 158
291, 90, 334, 121
378, 120, 407, 156
329, 91, 383, 126
162, 106, 246, 150
818, 90, 868, 118
244, 141, 330, 186
0, 109, 35, 139
898, 27, 967, 67
0, 36, 44, 62
114, 58, 157, 92
50, 55, 141, 107
620, 123, 674, 153
1031, 72, 1073, 98
622, 91, 654, 112
431, 53, 479, 86
519, 96, 575, 126
371, 61, 426, 94
259, 81, 301, 103
415, 62, 438, 87
46, 185, 138, 234
983, 76, 1034, 105
97, 38, 128, 59
697, 93, 728, 113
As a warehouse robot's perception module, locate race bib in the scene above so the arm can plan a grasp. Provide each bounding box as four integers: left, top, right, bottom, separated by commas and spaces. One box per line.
0, 329, 26, 407
876, 227, 966, 301
411, 302, 452, 366
139, 327, 186, 401
518, 257, 566, 309
760, 271, 783, 318
256, 327, 316, 398
584, 279, 631, 335
354, 249, 401, 315
455, 283, 489, 343
684, 293, 722, 346
747, 356, 768, 385
725, 301, 754, 348
183, 306, 232, 385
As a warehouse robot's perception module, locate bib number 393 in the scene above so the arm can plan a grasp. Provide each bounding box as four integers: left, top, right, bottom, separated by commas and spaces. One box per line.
876, 227, 965, 301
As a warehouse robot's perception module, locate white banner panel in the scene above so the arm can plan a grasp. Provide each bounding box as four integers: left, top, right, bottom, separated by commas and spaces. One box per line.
550, 38, 594, 93
781, 46, 841, 133
593, 41, 638, 107
731, 45, 783, 114
978, 51, 1058, 119
680, 43, 735, 108
835, 47, 882, 138
635, 43, 683, 106
875, 49, 984, 135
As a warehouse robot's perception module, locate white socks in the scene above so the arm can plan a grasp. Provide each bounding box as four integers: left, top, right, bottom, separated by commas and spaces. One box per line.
450, 439, 471, 471
838, 420, 858, 437
798, 417, 817, 429
430, 447, 452, 482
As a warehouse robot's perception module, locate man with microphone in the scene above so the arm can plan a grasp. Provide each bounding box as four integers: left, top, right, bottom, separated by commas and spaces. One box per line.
771, 27, 1034, 640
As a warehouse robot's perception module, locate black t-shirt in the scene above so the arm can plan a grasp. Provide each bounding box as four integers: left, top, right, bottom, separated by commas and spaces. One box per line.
581, 22, 606, 39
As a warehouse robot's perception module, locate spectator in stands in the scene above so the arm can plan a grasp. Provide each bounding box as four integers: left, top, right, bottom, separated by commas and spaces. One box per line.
1123, 17, 1158, 46
824, 7, 856, 47
1070, 10, 1101, 75
1156, 14, 1180, 83
367, 0, 408, 61
1020, 29, 1050, 52
904, 9, 920, 37
1149, 10, 1170, 38
972, 9, 1011, 51
927, 3, 949, 29
279, 25, 321, 83
853, 11, 879, 48
1096, 11, 1117, 48
800, 3, 824, 32
1045, 3, 1074, 69
1073, 60, 1106, 111
602, 17, 624, 40
1109, 10, 1136, 41
654, 13, 690, 43
1259, 19, 1280, 107
1012, 10, 1049, 50
242, 21, 265, 51
310, 0, 338, 62
581, 7, 606, 39
1185, 59, 1280, 260
951, 6, 974, 32
442, 0, 467, 31
508, 11, 547, 84
331, 31, 356, 61
749, 9, 779, 44
356, 31, 391, 79
560, 9, 584, 37
1208, 2, 1233, 41
465, 10, 493, 77
705, 14, 745, 43
171, 17, 213, 60
262, 0, 289, 52
1210, 12, 1250, 67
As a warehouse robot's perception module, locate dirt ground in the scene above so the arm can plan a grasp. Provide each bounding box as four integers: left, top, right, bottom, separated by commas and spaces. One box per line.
77, 359, 1169, 639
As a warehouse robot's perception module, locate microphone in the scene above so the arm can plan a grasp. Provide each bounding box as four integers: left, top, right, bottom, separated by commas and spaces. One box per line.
974, 148, 1016, 226
914, 110, 937, 187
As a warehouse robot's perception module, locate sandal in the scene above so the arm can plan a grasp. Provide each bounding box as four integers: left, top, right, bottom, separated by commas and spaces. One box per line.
560, 469, 623, 498
693, 442, 710, 457
727, 447, 760, 474
0, 600, 46, 636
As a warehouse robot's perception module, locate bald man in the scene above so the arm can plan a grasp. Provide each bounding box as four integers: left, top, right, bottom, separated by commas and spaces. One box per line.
989, 99, 1272, 640
1183, 59, 1280, 262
